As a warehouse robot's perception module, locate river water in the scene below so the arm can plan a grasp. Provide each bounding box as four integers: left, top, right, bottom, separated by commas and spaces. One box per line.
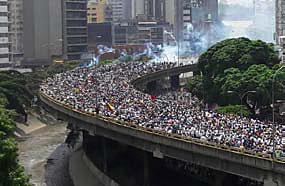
17, 122, 73, 186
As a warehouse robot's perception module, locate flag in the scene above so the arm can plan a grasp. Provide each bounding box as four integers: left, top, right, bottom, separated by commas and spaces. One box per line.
106, 103, 114, 112
150, 95, 156, 101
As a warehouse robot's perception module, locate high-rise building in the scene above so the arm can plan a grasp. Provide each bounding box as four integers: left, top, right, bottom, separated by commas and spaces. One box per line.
112, 19, 168, 46
276, 0, 285, 44
173, 0, 218, 41
275, 0, 285, 63
87, 0, 112, 23
63, 0, 88, 60
8, 0, 24, 64
87, 2, 98, 23
0, 0, 10, 66
165, 0, 175, 29
144, 0, 166, 21
131, 0, 144, 18
23, 0, 87, 61
23, 0, 63, 60
109, 0, 132, 22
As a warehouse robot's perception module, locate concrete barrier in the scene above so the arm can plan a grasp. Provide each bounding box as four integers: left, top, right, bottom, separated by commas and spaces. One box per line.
69, 149, 120, 186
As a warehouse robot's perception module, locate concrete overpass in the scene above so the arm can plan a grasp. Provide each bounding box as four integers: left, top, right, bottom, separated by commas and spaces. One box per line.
40, 65, 285, 186
131, 64, 199, 92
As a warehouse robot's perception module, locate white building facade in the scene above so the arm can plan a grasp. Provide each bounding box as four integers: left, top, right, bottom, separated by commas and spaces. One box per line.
276, 0, 285, 63
0, 0, 10, 66
8, 0, 24, 63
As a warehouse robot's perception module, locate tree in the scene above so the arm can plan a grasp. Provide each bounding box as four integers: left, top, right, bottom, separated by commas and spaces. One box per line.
192, 37, 281, 117
0, 107, 31, 186
198, 37, 279, 80
216, 105, 251, 117
186, 75, 203, 100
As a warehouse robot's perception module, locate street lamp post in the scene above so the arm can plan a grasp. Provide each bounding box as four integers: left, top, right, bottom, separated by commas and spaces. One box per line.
227, 90, 256, 118
272, 65, 285, 160
177, 40, 180, 66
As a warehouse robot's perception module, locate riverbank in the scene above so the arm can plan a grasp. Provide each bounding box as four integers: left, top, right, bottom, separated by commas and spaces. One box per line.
16, 113, 46, 135
17, 115, 71, 186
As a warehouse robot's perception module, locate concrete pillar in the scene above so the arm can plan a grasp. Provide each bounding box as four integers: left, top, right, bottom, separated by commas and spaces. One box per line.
213, 171, 227, 186
102, 137, 107, 173
264, 175, 279, 186
144, 151, 150, 186
170, 75, 180, 90
82, 130, 89, 152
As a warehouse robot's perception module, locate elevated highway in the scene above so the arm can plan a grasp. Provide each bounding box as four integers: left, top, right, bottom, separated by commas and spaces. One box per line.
40, 64, 285, 186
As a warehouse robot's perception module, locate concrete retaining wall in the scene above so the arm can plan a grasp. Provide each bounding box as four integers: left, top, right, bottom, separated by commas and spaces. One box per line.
69, 149, 121, 186
82, 152, 120, 186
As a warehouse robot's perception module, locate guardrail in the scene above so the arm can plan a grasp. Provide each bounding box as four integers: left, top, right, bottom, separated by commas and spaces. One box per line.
130, 63, 198, 87
40, 91, 285, 163
39, 64, 285, 164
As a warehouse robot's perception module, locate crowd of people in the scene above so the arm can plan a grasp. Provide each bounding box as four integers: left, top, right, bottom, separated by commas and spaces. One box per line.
41, 61, 284, 157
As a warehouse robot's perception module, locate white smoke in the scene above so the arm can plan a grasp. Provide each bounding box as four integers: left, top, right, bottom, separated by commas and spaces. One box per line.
220, 0, 275, 42
88, 45, 114, 67
143, 24, 209, 64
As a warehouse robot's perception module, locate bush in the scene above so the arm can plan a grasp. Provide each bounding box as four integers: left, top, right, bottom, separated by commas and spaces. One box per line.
216, 105, 251, 117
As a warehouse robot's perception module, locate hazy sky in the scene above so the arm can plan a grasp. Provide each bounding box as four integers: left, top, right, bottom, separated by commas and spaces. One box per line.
219, 0, 253, 7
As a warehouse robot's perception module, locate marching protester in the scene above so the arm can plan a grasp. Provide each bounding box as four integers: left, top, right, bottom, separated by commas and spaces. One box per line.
41, 61, 282, 157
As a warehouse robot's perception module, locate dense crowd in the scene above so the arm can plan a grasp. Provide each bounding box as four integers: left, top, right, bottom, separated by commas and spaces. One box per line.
41, 61, 284, 157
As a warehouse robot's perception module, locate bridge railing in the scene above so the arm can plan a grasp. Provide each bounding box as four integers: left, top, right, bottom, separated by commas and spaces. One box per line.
130, 63, 198, 87
40, 91, 285, 163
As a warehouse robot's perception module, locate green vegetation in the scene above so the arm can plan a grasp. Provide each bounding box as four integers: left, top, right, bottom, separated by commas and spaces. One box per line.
0, 105, 31, 186
188, 37, 284, 117
99, 59, 113, 65
0, 61, 80, 186
216, 105, 251, 117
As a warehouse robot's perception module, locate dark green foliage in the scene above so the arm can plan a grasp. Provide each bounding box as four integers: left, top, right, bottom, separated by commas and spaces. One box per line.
0, 107, 31, 186
0, 72, 31, 115
0, 61, 81, 186
99, 59, 113, 65
198, 37, 279, 79
186, 75, 203, 100
216, 105, 251, 117
191, 37, 283, 117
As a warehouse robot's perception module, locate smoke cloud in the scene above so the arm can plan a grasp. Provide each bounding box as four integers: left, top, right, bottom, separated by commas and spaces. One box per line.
220, 0, 275, 42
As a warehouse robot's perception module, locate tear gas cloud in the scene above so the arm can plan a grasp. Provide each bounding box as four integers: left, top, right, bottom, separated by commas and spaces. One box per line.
89, 0, 274, 66
220, 0, 275, 42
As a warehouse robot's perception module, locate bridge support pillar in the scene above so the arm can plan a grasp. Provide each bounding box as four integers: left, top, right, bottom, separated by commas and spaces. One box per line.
170, 75, 180, 90
264, 175, 280, 186
82, 130, 88, 150
213, 171, 227, 186
144, 151, 150, 186
102, 137, 107, 173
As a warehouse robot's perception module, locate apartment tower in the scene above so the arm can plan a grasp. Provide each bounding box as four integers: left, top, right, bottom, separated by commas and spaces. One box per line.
23, 0, 87, 61
0, 0, 10, 66
275, 0, 285, 63
63, 0, 88, 60
8, 0, 24, 63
